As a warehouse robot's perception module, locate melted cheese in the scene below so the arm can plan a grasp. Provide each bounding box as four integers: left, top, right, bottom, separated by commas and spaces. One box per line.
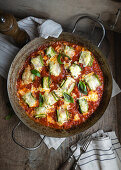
47, 116, 55, 124
18, 88, 26, 96
71, 92, 76, 99
49, 55, 57, 63
63, 60, 71, 69
74, 114, 80, 121
87, 91, 98, 101
62, 100, 70, 110
81, 91, 98, 102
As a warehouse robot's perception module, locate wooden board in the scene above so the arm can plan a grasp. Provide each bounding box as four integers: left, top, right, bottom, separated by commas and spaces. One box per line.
0, 31, 121, 170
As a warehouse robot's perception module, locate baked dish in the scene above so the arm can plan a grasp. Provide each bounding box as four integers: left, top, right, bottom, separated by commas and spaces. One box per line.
17, 41, 104, 129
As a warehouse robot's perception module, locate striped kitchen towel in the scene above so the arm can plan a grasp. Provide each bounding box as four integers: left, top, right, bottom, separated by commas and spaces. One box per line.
71, 130, 121, 170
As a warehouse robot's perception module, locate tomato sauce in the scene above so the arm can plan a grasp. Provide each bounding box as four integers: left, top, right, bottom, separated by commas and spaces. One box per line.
16, 41, 104, 129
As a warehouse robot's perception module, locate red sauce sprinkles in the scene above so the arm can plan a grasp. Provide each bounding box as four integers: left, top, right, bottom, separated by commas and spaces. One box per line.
16, 41, 104, 129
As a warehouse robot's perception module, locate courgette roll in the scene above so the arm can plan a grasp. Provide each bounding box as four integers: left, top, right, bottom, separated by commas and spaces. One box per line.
49, 56, 61, 76
79, 98, 88, 113
35, 105, 50, 118
61, 77, 75, 94
57, 108, 69, 124
79, 51, 93, 67
43, 77, 50, 88
22, 92, 37, 107
22, 66, 35, 84
69, 64, 82, 78
44, 92, 58, 105
31, 55, 44, 72
64, 45, 75, 58
85, 73, 101, 91
46, 46, 56, 57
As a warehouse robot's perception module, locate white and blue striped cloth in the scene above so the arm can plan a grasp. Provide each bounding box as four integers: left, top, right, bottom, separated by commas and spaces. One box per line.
71, 130, 121, 170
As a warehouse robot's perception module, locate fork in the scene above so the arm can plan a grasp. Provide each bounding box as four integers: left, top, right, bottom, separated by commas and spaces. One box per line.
71, 135, 92, 170
58, 135, 92, 170
58, 143, 78, 170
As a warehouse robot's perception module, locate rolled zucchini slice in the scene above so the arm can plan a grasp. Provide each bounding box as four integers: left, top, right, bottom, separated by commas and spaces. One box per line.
85, 73, 101, 91
64, 45, 75, 58
46, 46, 56, 57
31, 55, 44, 72
43, 77, 50, 88
57, 108, 69, 124
44, 92, 57, 105
22, 66, 35, 84
61, 77, 75, 94
35, 105, 49, 118
22, 92, 37, 107
49, 58, 61, 76
69, 64, 82, 78
79, 51, 93, 67
79, 98, 88, 113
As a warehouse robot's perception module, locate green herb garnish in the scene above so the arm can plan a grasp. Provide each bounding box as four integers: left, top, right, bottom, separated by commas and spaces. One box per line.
5, 112, 14, 120
57, 54, 63, 64
39, 93, 44, 107
31, 69, 40, 77
78, 81, 87, 95
63, 92, 74, 103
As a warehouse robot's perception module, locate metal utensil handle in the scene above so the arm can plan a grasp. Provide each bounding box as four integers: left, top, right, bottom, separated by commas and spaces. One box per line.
12, 121, 45, 151
58, 155, 75, 170
72, 15, 105, 47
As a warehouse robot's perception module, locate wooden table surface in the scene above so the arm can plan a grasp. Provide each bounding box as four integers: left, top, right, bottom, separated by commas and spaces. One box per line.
0, 30, 121, 170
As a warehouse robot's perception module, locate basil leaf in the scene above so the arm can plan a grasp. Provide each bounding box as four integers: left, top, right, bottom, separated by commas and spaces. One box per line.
57, 54, 63, 64
39, 93, 44, 107
5, 112, 14, 120
63, 92, 74, 103
31, 69, 40, 77
78, 81, 87, 95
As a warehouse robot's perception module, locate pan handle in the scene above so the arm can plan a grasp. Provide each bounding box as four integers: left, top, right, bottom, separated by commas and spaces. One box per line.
12, 121, 45, 151
72, 15, 105, 47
